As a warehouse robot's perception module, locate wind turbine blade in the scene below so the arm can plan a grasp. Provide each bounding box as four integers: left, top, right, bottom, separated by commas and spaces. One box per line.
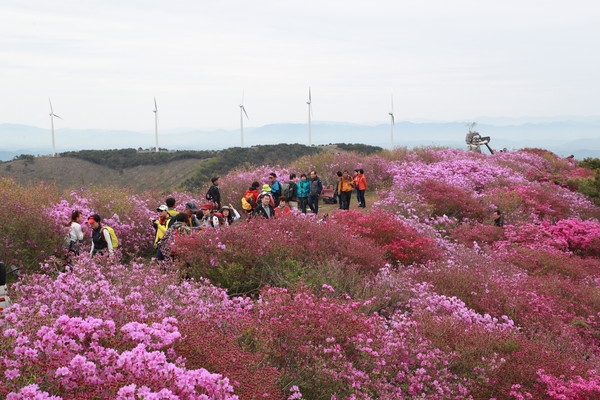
242, 106, 249, 119
53, 114, 63, 120
154, 97, 158, 112
391, 114, 395, 124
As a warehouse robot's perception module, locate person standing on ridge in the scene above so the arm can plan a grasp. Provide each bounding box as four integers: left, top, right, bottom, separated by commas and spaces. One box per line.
308, 170, 323, 215
297, 173, 310, 214
355, 169, 367, 208
337, 170, 355, 210
206, 177, 222, 210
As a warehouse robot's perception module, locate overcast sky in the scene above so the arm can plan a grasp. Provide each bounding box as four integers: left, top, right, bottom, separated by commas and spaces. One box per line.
2, 0, 599, 131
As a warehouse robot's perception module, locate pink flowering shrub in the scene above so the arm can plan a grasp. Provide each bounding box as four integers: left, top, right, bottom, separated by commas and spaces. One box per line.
333, 210, 442, 265
176, 320, 283, 400
419, 179, 489, 220
497, 218, 600, 257
174, 214, 388, 294
449, 222, 505, 247
0, 178, 65, 270
0, 256, 248, 399
240, 286, 470, 399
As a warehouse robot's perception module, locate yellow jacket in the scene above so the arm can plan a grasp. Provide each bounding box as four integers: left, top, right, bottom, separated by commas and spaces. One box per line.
154, 218, 169, 246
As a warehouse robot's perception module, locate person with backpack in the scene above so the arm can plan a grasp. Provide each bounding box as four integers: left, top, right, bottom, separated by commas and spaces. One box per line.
282, 173, 298, 210
297, 173, 310, 214
268, 173, 282, 206
308, 170, 323, 215
241, 181, 260, 215
206, 177, 222, 210
88, 214, 115, 256
158, 212, 193, 262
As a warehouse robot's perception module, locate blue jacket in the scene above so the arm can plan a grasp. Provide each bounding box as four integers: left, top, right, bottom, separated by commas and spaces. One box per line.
271, 179, 281, 195
297, 180, 310, 197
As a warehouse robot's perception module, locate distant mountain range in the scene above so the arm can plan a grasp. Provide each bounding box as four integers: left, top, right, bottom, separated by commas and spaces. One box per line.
2, 119, 600, 161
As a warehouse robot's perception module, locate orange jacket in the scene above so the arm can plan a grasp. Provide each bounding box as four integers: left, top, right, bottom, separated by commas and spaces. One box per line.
338, 176, 355, 193
356, 174, 367, 190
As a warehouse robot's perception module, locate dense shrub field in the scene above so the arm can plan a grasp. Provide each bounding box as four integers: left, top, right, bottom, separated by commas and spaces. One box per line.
1, 148, 600, 399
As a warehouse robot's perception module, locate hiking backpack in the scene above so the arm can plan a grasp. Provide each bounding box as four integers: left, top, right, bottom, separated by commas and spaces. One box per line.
102, 226, 119, 248
282, 181, 296, 199
241, 191, 256, 210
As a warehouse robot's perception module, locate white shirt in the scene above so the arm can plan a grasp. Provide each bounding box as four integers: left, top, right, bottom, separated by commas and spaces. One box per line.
69, 222, 84, 242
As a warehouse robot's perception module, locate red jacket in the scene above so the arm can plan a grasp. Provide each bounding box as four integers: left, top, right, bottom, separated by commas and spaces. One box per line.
356, 174, 367, 190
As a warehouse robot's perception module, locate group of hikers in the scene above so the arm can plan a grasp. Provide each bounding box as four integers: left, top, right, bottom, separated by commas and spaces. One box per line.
65, 168, 369, 262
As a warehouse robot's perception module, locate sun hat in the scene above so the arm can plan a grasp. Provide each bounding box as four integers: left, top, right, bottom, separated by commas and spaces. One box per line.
185, 202, 198, 212
261, 184, 272, 192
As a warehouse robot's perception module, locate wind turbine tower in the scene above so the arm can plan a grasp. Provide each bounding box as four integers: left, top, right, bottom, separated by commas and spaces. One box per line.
307, 88, 312, 146
239, 94, 249, 147
48, 98, 63, 157
388, 95, 395, 149
153, 97, 159, 152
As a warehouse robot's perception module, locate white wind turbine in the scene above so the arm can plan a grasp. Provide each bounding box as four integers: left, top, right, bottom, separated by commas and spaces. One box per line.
48, 98, 63, 157
153, 97, 159, 152
239, 93, 249, 147
307, 88, 313, 146
388, 95, 395, 149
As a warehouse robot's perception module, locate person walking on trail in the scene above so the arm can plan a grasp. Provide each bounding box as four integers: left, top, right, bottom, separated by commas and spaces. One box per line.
251, 193, 275, 219
67, 209, 84, 255
297, 173, 310, 214
268, 173, 282, 206
165, 197, 178, 217
206, 177, 222, 210
308, 170, 323, 215
338, 170, 355, 210
220, 205, 241, 226
158, 212, 193, 262
355, 169, 367, 208
152, 205, 170, 259
88, 214, 113, 256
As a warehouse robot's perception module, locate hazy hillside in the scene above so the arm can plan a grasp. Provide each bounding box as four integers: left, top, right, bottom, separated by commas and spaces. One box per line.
0, 156, 201, 191
0, 143, 374, 190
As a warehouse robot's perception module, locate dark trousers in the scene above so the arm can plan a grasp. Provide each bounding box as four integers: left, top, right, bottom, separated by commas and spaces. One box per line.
357, 189, 366, 207
298, 197, 309, 213
340, 191, 352, 210
308, 194, 319, 214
